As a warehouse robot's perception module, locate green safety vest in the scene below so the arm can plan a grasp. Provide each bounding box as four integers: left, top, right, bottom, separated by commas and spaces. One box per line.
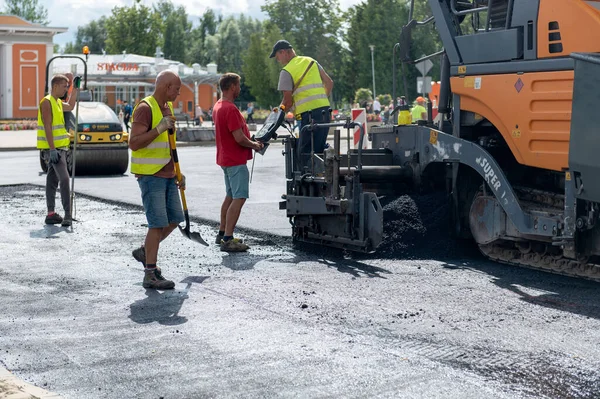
37, 95, 69, 150
283, 56, 330, 117
130, 96, 174, 175
411, 104, 427, 122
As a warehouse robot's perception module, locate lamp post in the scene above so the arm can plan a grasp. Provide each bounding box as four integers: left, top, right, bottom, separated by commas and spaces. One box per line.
369, 45, 376, 99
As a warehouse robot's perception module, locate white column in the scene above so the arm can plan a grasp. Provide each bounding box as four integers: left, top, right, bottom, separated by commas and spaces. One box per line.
1, 43, 13, 118
46, 43, 54, 94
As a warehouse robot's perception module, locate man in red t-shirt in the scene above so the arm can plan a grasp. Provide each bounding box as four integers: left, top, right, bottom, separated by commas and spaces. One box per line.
213, 73, 263, 252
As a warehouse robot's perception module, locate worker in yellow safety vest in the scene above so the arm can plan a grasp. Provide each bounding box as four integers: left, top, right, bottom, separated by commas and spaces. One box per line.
128, 70, 186, 290
37, 74, 77, 227
271, 40, 334, 167
412, 96, 428, 123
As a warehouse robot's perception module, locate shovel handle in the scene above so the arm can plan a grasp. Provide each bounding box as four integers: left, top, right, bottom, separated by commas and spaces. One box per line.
168, 127, 188, 210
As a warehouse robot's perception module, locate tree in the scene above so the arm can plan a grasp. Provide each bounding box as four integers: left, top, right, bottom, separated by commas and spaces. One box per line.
189, 9, 219, 65
64, 17, 108, 55
343, 0, 410, 104
1, 0, 49, 25
242, 22, 282, 108
104, 0, 162, 56
154, 0, 191, 63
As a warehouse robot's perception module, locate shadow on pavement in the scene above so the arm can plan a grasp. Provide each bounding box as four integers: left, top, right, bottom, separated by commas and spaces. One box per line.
440, 258, 600, 321
29, 224, 72, 239
129, 276, 209, 325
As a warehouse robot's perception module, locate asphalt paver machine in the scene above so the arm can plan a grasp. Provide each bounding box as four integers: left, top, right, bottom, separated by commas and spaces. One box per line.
277, 0, 600, 281
40, 47, 129, 175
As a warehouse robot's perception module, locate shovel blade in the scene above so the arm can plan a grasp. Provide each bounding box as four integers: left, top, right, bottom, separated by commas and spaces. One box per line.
179, 225, 209, 246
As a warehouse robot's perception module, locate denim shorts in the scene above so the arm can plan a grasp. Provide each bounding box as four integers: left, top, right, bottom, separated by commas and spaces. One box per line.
137, 176, 184, 228
222, 164, 249, 199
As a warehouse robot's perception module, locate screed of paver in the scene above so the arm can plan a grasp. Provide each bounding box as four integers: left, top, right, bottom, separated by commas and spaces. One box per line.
1, 184, 599, 399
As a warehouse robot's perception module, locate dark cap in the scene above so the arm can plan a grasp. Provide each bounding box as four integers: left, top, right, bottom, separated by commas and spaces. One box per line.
269, 40, 293, 58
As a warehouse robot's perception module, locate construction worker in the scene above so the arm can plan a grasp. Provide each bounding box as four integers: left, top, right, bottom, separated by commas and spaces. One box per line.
213, 73, 263, 251
271, 40, 333, 167
129, 70, 185, 290
37, 74, 77, 227
412, 96, 427, 123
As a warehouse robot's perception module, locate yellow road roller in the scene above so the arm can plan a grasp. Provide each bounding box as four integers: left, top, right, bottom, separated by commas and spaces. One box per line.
39, 102, 129, 175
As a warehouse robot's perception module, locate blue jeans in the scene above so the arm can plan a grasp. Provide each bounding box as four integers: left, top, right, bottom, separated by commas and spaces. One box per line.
222, 164, 249, 199
137, 176, 184, 228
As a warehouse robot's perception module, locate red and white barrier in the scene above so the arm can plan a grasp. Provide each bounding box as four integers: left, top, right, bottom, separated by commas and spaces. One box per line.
351, 108, 368, 149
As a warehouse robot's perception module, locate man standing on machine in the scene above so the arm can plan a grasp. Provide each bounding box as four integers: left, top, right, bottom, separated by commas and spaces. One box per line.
38, 74, 78, 227
129, 70, 185, 290
271, 40, 333, 167
213, 73, 263, 252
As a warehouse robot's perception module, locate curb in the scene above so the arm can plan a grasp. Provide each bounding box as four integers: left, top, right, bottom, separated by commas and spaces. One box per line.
0, 367, 63, 398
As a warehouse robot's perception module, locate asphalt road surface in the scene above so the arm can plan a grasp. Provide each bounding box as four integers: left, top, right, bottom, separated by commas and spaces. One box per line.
1, 142, 599, 398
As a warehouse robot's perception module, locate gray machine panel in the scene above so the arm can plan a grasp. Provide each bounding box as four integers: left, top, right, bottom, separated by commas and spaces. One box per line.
510, 0, 540, 60
455, 28, 523, 64
568, 53, 600, 202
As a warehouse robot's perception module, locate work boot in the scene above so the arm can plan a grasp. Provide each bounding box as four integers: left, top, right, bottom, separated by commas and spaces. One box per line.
132, 246, 146, 266
143, 268, 175, 290
61, 214, 72, 227
45, 212, 63, 225
220, 238, 250, 252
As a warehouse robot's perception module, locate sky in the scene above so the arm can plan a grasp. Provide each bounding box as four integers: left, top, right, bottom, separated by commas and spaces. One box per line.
0, 0, 364, 47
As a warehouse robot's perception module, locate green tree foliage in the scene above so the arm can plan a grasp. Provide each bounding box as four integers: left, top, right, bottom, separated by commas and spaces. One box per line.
343, 0, 409, 104
104, 0, 162, 56
1, 0, 48, 25
64, 17, 108, 54
354, 88, 373, 106
377, 94, 392, 106
189, 9, 220, 65
242, 22, 282, 108
154, 0, 191, 63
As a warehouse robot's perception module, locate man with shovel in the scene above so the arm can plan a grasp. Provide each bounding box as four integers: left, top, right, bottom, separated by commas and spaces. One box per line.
129, 70, 185, 290
38, 74, 78, 227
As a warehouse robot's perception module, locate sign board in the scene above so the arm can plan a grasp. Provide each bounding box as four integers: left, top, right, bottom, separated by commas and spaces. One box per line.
415, 59, 433, 76
351, 108, 368, 149
417, 76, 432, 94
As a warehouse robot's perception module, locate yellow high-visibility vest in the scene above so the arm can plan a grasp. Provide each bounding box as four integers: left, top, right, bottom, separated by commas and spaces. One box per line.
130, 96, 174, 175
411, 104, 427, 122
37, 95, 69, 149
283, 56, 330, 117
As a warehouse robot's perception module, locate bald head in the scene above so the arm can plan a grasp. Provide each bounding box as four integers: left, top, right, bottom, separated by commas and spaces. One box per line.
154, 70, 181, 102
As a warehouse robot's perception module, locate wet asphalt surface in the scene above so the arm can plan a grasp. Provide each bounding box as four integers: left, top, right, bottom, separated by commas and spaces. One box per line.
1, 142, 600, 398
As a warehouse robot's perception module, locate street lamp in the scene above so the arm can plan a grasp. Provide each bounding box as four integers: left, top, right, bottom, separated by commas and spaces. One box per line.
369, 45, 376, 98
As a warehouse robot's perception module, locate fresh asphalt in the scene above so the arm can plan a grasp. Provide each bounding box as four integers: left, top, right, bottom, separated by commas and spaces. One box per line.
1, 132, 599, 398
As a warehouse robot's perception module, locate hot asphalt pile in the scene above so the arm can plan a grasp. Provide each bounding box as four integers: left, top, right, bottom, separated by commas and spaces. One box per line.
377, 193, 478, 260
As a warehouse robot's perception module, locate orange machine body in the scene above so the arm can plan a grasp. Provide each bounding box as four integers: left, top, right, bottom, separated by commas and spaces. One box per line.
451, 0, 600, 172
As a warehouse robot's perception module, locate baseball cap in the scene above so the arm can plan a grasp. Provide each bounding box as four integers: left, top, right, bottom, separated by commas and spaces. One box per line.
416, 96, 425, 102
269, 40, 293, 58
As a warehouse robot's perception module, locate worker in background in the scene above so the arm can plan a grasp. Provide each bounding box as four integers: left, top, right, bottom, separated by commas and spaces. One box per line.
213, 73, 263, 252
412, 96, 427, 123
271, 40, 333, 167
129, 70, 185, 290
123, 100, 133, 133
38, 74, 77, 227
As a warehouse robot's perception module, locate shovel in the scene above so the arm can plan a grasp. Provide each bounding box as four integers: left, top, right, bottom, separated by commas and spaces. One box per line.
167, 128, 208, 246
